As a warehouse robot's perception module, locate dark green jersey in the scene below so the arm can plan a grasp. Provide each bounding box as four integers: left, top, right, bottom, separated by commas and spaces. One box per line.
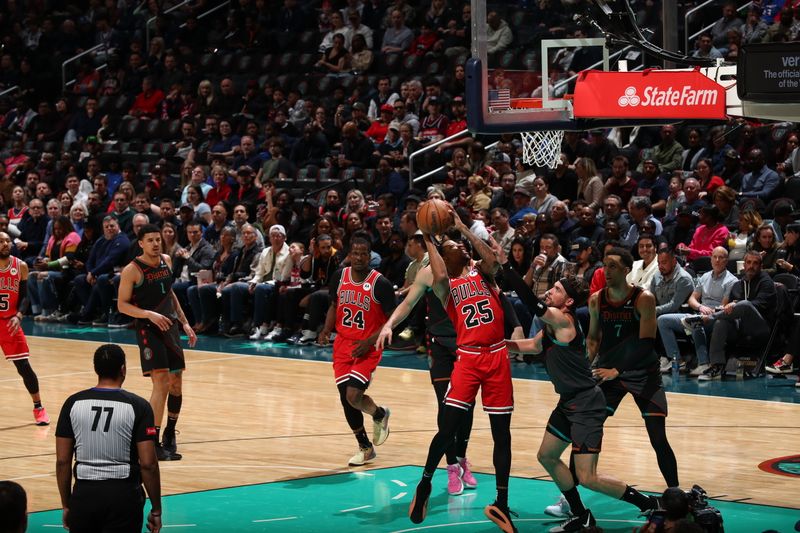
596, 286, 657, 371
542, 314, 596, 398
132, 256, 177, 323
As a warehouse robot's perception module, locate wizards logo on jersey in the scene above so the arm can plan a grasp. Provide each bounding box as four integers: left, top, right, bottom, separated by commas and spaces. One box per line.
758, 454, 800, 478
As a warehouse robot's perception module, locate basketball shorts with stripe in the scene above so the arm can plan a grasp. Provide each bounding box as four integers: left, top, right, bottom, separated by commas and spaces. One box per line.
445, 347, 513, 414
0, 319, 29, 361
333, 335, 381, 390
547, 387, 607, 454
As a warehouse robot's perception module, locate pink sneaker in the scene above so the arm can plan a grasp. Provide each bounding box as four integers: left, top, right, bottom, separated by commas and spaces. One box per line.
446, 463, 464, 495
33, 407, 50, 426
459, 458, 477, 489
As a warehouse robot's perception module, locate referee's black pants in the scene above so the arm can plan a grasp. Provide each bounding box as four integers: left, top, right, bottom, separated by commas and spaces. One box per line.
68, 480, 145, 533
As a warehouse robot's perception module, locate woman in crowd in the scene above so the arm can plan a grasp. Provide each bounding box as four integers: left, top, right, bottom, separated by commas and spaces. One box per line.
350, 33, 373, 73
694, 157, 725, 199
30, 216, 81, 321
205, 164, 231, 208
728, 209, 762, 261
682, 127, 707, 171
190, 226, 238, 334
677, 204, 729, 261
8, 185, 28, 224
627, 233, 659, 288
69, 202, 87, 237
750, 223, 780, 275
185, 185, 212, 225
531, 175, 558, 215
574, 157, 604, 211
58, 191, 73, 216
713, 185, 740, 230
466, 174, 492, 212
195, 79, 218, 118
161, 222, 181, 263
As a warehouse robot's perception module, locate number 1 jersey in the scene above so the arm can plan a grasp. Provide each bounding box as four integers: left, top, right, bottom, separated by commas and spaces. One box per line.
445, 268, 505, 347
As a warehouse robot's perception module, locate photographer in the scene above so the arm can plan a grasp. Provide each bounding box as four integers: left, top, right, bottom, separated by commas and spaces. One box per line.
638, 486, 723, 533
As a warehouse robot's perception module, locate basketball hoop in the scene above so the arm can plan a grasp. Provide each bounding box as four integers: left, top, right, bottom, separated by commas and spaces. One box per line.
521, 130, 565, 169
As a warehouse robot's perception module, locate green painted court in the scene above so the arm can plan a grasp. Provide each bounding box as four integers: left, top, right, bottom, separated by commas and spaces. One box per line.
27, 466, 799, 532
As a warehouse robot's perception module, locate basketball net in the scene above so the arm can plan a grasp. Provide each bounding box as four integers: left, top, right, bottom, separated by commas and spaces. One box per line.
521, 130, 564, 169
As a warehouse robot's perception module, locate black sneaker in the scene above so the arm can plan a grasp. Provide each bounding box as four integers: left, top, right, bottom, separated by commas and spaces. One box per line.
77, 315, 95, 326
224, 325, 246, 338
549, 509, 596, 532
162, 429, 179, 454
156, 443, 183, 461
285, 332, 303, 345
108, 313, 134, 329
91, 314, 109, 326
484, 502, 519, 533
698, 364, 724, 381
408, 480, 432, 524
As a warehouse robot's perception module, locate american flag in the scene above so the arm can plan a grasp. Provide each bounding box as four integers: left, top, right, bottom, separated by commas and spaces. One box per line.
488, 89, 511, 112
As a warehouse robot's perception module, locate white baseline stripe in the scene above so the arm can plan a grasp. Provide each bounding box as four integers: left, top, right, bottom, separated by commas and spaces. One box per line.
392, 491, 407, 500
339, 505, 371, 513
252, 517, 298, 523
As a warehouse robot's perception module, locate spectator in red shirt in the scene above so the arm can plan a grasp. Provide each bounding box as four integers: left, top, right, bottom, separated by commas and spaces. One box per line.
129, 76, 165, 119
365, 104, 393, 145
205, 164, 232, 209
407, 22, 439, 56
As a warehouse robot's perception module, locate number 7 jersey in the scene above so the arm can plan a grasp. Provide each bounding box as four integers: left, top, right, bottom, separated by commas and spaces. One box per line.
445, 268, 505, 347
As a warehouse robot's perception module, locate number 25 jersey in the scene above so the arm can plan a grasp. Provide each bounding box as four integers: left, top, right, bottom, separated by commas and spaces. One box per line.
445, 268, 505, 347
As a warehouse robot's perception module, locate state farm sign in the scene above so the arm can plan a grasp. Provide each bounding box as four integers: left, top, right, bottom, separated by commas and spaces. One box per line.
573, 69, 727, 120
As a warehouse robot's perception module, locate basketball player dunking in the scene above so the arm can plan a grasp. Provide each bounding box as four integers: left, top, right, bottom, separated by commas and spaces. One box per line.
500, 247, 658, 533
376, 262, 479, 496
118, 225, 197, 461
0, 232, 49, 425
409, 210, 517, 533
318, 234, 396, 466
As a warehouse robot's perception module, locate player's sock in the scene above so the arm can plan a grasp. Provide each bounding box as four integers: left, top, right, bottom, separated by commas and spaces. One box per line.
562, 486, 586, 515
354, 427, 371, 449
33, 401, 42, 409
621, 485, 655, 511
372, 406, 386, 421
165, 416, 178, 434
495, 487, 508, 508
155, 426, 161, 443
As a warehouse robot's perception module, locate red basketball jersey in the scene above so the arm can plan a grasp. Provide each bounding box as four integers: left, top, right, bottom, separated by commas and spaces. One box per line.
445, 268, 505, 347
335, 267, 388, 342
0, 256, 22, 320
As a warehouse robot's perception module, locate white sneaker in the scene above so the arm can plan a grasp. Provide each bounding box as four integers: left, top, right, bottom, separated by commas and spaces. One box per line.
348, 446, 376, 466
690, 363, 710, 377
544, 495, 572, 518
373, 406, 390, 446
298, 329, 317, 345
264, 327, 283, 341
249, 325, 269, 340
659, 357, 671, 373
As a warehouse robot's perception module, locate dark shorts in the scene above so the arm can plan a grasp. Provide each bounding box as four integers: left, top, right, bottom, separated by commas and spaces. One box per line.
547, 387, 607, 454
68, 480, 145, 533
600, 369, 668, 417
136, 321, 185, 376
427, 334, 457, 383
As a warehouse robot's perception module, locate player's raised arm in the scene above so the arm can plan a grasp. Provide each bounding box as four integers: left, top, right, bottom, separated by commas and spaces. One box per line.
449, 205, 497, 278
117, 264, 171, 332
423, 233, 450, 307
376, 266, 432, 351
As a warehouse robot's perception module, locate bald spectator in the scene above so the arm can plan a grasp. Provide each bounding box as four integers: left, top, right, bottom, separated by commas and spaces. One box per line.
740, 148, 780, 202
486, 11, 513, 54
336, 122, 374, 177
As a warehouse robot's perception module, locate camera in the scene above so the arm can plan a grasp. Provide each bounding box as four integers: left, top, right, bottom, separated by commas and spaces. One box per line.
644, 485, 724, 532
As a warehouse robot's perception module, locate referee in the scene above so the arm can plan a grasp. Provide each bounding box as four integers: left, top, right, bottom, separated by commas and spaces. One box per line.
56, 344, 162, 533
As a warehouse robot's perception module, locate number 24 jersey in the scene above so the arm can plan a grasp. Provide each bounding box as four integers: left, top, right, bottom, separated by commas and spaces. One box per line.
331, 267, 396, 343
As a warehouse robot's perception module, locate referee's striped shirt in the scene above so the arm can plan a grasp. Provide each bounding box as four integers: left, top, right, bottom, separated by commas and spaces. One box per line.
56, 388, 156, 483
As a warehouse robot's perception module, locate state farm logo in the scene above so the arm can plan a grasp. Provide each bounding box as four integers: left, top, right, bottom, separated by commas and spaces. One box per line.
617, 85, 718, 107
618, 87, 641, 107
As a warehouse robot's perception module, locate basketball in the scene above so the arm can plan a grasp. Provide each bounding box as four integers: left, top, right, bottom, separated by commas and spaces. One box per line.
416, 199, 454, 235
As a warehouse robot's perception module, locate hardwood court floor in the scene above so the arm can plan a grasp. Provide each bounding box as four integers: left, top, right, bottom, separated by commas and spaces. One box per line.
3, 336, 799, 517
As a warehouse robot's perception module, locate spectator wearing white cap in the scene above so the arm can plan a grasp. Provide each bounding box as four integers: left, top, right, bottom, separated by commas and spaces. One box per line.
221, 224, 291, 337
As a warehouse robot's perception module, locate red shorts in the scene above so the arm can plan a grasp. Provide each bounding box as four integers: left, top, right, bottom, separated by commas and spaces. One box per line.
445, 341, 513, 415
0, 320, 30, 361
332, 336, 382, 389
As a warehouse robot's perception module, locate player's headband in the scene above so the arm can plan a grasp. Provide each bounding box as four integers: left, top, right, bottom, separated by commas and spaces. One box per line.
558, 277, 580, 302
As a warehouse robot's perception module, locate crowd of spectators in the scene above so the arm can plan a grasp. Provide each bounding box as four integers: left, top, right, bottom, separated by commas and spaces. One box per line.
0, 0, 798, 379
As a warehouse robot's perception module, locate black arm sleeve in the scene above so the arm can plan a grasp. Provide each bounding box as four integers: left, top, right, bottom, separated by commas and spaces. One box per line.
614, 337, 656, 372
327, 268, 343, 298
501, 262, 547, 317
374, 274, 397, 316
17, 280, 28, 313
498, 291, 520, 331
